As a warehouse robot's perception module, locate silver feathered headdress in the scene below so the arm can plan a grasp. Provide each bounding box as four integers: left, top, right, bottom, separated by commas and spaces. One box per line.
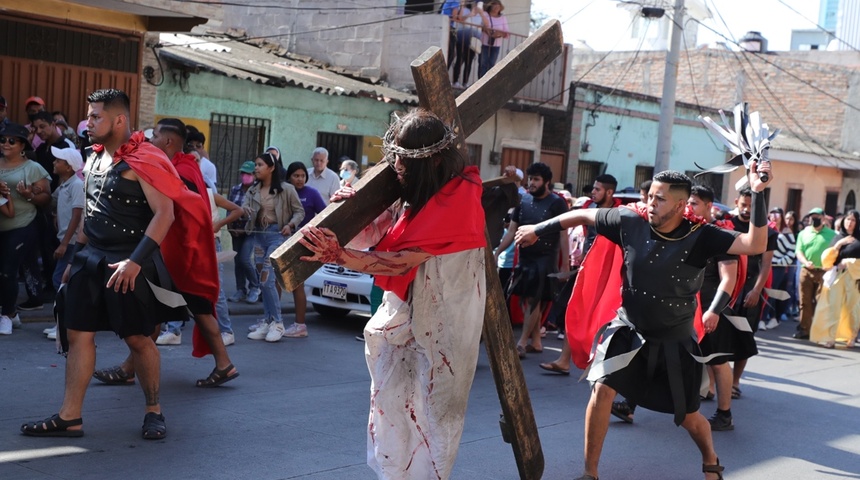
696, 102, 780, 187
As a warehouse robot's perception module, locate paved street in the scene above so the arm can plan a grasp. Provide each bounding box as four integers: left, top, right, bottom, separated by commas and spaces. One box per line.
2, 288, 859, 479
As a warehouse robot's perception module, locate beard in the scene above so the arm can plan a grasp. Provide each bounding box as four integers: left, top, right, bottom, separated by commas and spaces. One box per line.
530, 184, 547, 197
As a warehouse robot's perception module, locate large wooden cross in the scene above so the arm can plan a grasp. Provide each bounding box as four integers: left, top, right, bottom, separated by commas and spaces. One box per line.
272, 21, 563, 479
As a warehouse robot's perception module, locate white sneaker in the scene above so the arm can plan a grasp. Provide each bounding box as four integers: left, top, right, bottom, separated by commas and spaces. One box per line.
10, 314, 22, 329
248, 318, 267, 332
44, 325, 57, 337
221, 332, 235, 346
247, 322, 270, 340
265, 322, 285, 342
757, 320, 767, 331
452, 82, 463, 88
766, 318, 780, 330
0, 315, 12, 335
47, 328, 57, 340
283, 322, 308, 338
156, 331, 182, 345
245, 288, 261, 304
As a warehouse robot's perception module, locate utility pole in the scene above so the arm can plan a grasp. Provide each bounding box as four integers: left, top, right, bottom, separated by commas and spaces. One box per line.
654, 0, 685, 172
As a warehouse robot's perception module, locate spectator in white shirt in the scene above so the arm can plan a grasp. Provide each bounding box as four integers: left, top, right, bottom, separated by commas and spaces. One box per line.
305, 147, 340, 204
187, 130, 217, 188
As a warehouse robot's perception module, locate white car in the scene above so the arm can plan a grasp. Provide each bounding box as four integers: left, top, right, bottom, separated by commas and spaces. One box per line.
305, 263, 374, 317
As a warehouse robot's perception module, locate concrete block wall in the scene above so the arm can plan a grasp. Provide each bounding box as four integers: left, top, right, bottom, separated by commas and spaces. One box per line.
219, 0, 448, 89
138, 32, 160, 130
381, 14, 449, 89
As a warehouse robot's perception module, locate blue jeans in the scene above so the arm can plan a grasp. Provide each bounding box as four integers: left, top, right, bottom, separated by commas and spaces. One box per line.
0, 221, 38, 315
214, 238, 232, 334
52, 246, 75, 291
478, 46, 500, 79
166, 239, 233, 334
254, 225, 287, 322
231, 233, 257, 293
254, 225, 287, 323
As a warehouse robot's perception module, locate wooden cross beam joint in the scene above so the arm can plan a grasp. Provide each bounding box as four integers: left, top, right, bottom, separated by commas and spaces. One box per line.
271, 21, 563, 480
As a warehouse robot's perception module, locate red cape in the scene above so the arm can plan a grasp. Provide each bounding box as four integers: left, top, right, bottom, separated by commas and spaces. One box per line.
566, 204, 707, 370
94, 133, 219, 357
374, 166, 486, 301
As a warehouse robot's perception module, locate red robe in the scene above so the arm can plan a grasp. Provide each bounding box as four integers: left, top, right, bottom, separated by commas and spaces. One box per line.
93, 133, 219, 357
374, 166, 486, 301
566, 204, 710, 370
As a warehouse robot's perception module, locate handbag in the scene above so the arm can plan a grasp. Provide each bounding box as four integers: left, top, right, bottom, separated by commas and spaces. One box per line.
470, 35, 482, 54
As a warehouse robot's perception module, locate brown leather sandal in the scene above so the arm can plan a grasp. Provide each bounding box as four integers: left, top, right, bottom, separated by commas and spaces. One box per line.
703, 458, 724, 479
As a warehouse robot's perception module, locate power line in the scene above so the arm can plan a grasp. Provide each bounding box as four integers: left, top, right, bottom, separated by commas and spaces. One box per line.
699, 1, 848, 167
773, 0, 860, 52
690, 18, 860, 114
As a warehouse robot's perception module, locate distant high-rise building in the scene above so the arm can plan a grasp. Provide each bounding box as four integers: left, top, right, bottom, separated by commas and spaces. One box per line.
833, 0, 860, 50
820, 0, 840, 31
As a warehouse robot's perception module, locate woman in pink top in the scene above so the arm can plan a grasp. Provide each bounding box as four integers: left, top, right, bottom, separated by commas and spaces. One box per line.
478, 0, 510, 79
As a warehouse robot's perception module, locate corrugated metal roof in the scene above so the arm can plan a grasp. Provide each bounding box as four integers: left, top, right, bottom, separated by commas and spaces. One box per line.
772, 132, 860, 170
157, 33, 417, 105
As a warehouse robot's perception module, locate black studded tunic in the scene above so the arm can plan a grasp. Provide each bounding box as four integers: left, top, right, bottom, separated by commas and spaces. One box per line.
62, 155, 183, 340
589, 207, 739, 424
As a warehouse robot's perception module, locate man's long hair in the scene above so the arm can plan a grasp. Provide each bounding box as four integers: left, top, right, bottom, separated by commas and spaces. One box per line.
390, 110, 469, 219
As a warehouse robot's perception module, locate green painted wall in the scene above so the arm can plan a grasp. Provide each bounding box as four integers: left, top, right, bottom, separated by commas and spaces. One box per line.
156, 71, 407, 166
577, 89, 728, 196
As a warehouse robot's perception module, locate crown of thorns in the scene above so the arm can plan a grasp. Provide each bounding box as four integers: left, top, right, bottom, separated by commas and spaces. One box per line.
381, 122, 458, 159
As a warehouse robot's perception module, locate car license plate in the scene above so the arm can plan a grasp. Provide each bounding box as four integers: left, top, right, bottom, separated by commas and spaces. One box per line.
322, 281, 348, 300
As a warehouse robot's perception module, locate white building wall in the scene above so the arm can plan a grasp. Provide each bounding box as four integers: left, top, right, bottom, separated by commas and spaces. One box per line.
466, 110, 543, 178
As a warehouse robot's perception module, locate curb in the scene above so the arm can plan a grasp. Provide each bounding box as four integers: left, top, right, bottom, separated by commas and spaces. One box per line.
18, 303, 297, 324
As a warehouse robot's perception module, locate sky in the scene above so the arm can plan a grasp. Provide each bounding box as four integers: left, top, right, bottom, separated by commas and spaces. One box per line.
529, 0, 821, 51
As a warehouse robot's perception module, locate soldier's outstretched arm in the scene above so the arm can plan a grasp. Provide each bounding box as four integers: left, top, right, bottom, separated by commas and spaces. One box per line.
515, 209, 597, 248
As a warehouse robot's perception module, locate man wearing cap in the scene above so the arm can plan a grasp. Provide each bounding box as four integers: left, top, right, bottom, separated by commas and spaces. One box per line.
794, 207, 836, 340
50, 146, 84, 291
24, 96, 48, 150
227, 160, 260, 303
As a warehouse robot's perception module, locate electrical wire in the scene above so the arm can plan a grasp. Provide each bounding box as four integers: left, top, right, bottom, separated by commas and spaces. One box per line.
696, 3, 848, 168
773, 0, 859, 52
690, 18, 860, 113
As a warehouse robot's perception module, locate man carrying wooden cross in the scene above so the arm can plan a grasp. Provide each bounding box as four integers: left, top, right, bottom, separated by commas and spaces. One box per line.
300, 109, 486, 480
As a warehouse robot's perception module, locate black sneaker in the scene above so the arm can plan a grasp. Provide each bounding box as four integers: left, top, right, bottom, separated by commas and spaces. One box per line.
17, 298, 45, 311
792, 330, 810, 340
708, 412, 734, 431
611, 400, 635, 423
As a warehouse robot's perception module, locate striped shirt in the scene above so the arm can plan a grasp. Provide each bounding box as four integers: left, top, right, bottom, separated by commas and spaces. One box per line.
773, 231, 797, 266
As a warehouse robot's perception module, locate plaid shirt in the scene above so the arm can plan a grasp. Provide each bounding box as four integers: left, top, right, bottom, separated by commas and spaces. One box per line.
228, 183, 248, 233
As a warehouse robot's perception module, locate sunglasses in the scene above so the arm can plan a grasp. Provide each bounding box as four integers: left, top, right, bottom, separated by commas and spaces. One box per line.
0, 136, 20, 145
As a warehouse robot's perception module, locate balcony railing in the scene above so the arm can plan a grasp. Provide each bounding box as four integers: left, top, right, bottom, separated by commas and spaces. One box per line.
447, 19, 568, 106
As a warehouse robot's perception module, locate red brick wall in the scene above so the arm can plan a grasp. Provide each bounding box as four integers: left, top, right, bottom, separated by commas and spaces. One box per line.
572, 49, 851, 147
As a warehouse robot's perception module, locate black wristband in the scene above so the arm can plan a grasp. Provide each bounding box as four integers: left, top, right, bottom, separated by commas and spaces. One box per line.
129, 235, 160, 265
751, 191, 767, 227
534, 217, 562, 237
707, 290, 732, 314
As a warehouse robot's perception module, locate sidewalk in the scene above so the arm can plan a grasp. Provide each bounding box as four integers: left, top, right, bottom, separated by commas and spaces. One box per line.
15, 258, 295, 323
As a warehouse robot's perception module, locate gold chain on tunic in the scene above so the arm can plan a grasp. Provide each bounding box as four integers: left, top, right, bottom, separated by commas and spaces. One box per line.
649, 221, 702, 242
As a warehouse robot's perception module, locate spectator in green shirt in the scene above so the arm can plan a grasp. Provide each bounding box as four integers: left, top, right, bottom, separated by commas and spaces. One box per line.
794, 207, 836, 339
